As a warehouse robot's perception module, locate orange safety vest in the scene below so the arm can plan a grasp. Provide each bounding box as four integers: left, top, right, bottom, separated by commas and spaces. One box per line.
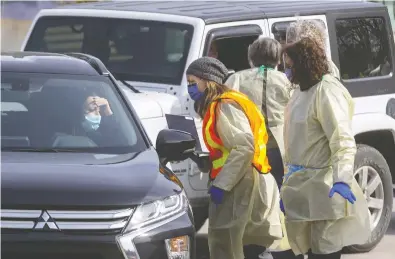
202, 91, 271, 180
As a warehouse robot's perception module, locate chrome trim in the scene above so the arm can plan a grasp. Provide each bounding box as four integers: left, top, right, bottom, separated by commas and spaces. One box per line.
1, 209, 42, 218
48, 208, 134, 219
1, 221, 35, 229
1, 208, 134, 231
57, 219, 128, 230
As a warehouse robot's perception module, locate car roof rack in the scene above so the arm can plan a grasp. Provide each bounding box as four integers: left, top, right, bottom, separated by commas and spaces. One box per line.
65, 52, 109, 75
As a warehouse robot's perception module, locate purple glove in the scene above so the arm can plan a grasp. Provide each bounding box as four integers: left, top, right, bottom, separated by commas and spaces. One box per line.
209, 186, 225, 205
280, 199, 285, 213
329, 182, 356, 204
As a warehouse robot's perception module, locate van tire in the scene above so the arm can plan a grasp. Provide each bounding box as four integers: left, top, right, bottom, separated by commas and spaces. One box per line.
344, 144, 393, 253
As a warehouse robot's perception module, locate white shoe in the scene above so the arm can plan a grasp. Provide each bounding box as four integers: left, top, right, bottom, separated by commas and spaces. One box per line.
259, 251, 274, 259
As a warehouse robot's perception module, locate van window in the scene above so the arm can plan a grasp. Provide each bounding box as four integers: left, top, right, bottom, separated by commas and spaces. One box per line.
335, 17, 392, 79
25, 16, 193, 85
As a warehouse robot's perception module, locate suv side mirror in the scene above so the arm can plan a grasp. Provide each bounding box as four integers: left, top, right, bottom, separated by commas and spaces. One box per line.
189, 151, 211, 173
156, 129, 196, 164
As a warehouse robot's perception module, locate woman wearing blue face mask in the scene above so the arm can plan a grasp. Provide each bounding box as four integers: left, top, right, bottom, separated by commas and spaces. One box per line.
82, 95, 113, 132
280, 38, 370, 259
186, 57, 283, 259
81, 93, 126, 147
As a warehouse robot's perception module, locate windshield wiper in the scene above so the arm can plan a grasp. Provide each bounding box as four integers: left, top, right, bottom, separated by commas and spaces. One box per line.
112, 72, 141, 93
2, 148, 80, 153
120, 80, 141, 93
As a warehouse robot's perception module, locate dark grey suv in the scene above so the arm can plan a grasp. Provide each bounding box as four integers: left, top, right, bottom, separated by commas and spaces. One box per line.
1, 51, 202, 259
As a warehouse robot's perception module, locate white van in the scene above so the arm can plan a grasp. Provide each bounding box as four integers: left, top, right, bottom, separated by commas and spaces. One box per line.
22, 1, 395, 250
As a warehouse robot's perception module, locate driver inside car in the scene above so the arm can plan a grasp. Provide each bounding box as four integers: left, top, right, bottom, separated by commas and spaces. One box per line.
80, 92, 126, 147
82, 94, 113, 132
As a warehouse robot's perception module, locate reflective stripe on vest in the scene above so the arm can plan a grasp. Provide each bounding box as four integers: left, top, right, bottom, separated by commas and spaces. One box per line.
202, 91, 271, 180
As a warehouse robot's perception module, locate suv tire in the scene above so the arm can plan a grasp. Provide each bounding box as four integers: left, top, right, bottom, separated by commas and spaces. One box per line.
344, 144, 393, 253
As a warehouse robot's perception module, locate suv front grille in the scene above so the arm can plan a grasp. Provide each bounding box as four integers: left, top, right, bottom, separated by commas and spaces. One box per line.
1, 208, 134, 234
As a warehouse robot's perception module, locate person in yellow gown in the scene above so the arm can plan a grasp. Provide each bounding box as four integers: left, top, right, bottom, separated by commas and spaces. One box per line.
186, 56, 283, 259
281, 38, 371, 259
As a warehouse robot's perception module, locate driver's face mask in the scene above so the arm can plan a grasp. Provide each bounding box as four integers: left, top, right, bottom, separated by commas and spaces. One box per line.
82, 114, 101, 132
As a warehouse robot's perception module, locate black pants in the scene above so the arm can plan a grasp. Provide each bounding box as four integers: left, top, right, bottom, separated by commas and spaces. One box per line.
272, 250, 341, 259
243, 246, 306, 259
272, 250, 304, 259
266, 147, 285, 188
244, 245, 267, 259
307, 250, 342, 259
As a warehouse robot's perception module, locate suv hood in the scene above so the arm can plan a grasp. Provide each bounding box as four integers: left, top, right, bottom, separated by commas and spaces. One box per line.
1, 148, 182, 208
120, 84, 182, 119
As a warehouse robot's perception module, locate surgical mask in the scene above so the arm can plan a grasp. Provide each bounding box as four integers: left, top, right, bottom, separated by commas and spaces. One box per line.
82, 114, 101, 131
285, 68, 292, 80
187, 83, 204, 101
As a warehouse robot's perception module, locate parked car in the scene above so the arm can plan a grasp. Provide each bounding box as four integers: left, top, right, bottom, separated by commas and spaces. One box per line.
22, 0, 395, 250
0, 51, 202, 259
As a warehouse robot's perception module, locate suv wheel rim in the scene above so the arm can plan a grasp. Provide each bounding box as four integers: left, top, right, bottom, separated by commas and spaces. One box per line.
354, 166, 384, 229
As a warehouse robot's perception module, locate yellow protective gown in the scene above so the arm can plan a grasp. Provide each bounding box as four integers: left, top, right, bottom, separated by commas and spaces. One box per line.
208, 102, 283, 259
281, 74, 371, 255
329, 60, 340, 80
225, 68, 291, 158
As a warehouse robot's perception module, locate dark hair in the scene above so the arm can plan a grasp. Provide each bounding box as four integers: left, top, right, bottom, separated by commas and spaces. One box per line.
284, 38, 329, 91
248, 37, 282, 68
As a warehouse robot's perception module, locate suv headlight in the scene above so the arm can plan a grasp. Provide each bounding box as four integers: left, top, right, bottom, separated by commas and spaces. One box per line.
123, 191, 189, 233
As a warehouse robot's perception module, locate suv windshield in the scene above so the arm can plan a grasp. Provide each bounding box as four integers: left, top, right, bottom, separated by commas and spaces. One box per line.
1, 72, 147, 154
25, 16, 194, 85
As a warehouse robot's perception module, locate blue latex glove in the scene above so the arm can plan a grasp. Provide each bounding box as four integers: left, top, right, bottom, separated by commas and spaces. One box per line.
329, 182, 356, 204
280, 199, 285, 214
209, 185, 225, 205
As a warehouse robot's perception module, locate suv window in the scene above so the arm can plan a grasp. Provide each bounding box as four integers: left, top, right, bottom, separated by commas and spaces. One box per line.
210, 36, 258, 72
25, 16, 193, 85
335, 17, 392, 79
1, 72, 147, 153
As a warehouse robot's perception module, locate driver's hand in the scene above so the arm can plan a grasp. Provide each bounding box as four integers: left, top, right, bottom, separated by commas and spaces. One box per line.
94, 97, 113, 116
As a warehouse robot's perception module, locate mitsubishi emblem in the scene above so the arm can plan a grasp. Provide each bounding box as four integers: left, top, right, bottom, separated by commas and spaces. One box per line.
34, 211, 59, 231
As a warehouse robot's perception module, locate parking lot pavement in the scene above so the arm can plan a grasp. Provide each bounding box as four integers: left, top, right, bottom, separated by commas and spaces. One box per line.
196, 198, 395, 259
343, 201, 395, 259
